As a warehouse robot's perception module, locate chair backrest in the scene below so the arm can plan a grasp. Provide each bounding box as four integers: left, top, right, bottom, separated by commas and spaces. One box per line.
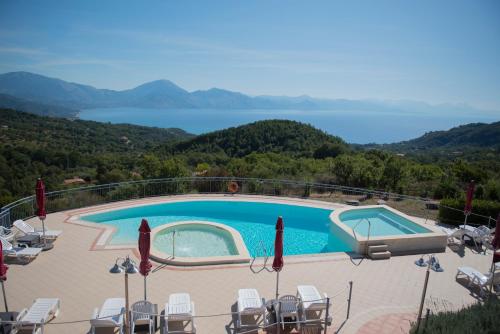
132, 300, 154, 320
279, 295, 299, 313
13, 220, 34, 234
0, 236, 13, 251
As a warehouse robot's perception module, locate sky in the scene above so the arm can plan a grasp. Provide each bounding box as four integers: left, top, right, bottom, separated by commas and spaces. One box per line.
1, 0, 500, 110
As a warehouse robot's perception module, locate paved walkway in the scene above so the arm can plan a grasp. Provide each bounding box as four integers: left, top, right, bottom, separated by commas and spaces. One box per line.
5, 195, 495, 333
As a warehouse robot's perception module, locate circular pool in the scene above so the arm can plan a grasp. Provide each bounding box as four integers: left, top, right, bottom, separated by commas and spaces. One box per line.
150, 221, 251, 265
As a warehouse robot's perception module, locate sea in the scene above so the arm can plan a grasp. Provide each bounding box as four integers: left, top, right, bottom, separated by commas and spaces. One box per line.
79, 107, 499, 144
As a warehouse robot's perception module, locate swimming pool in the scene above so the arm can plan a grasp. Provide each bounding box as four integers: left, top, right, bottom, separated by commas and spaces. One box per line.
82, 200, 353, 256
339, 207, 432, 237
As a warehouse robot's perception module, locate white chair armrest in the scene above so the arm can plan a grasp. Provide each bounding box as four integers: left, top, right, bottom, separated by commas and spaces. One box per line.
16, 308, 28, 322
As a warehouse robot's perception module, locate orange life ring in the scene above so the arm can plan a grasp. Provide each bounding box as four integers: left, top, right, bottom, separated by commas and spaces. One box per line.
228, 181, 239, 193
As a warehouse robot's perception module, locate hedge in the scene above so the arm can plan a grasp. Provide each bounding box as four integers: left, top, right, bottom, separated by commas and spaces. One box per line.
410, 299, 500, 334
438, 198, 500, 227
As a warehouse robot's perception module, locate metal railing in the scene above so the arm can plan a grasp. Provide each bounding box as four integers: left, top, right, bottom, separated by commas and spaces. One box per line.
0, 177, 494, 229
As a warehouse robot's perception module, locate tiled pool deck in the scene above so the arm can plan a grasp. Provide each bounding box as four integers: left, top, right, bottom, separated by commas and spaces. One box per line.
6, 195, 495, 333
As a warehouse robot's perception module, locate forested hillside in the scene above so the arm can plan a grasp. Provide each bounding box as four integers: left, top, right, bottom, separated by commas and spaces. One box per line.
1, 109, 499, 208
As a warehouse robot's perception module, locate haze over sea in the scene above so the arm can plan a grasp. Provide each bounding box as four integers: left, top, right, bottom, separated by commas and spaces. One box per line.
80, 107, 498, 144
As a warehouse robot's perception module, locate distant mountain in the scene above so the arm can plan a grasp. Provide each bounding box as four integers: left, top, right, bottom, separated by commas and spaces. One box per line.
0, 93, 79, 118
167, 119, 347, 158
1, 71, 495, 117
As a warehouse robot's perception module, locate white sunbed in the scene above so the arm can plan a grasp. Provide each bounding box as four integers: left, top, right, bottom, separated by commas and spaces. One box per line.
13, 219, 62, 239
131, 300, 155, 334
0, 235, 42, 263
456, 266, 500, 296
297, 285, 330, 325
165, 293, 196, 333
236, 288, 267, 329
441, 227, 465, 245
15, 298, 60, 334
90, 298, 125, 334
0, 226, 16, 242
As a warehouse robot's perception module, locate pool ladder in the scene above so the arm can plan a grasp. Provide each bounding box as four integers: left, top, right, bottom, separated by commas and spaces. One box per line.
250, 240, 274, 273
351, 218, 391, 260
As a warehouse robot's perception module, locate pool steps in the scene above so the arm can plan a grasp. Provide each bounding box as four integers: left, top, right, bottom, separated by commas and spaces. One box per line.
368, 244, 391, 260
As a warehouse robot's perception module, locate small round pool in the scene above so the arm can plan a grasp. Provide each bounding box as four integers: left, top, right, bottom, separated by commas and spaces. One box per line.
153, 223, 238, 257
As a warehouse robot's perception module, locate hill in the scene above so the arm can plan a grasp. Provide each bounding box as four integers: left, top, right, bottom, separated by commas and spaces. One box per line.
0, 93, 79, 118
0, 108, 193, 153
168, 119, 348, 158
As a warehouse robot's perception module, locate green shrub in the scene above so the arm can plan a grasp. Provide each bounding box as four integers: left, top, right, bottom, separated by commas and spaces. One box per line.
410, 299, 500, 334
438, 198, 500, 226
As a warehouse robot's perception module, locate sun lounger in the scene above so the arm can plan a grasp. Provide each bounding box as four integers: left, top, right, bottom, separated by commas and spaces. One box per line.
131, 300, 155, 334
165, 293, 196, 333
442, 227, 465, 245
236, 288, 266, 329
0, 226, 16, 242
456, 266, 500, 296
13, 220, 62, 239
90, 298, 125, 334
277, 295, 300, 330
1, 236, 42, 263
15, 298, 60, 333
297, 285, 330, 325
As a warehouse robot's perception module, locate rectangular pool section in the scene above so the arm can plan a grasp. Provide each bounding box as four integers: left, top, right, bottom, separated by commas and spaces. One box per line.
340, 207, 432, 237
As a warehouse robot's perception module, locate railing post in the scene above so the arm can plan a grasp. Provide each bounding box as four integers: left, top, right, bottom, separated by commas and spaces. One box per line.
324, 297, 330, 334
347, 281, 353, 319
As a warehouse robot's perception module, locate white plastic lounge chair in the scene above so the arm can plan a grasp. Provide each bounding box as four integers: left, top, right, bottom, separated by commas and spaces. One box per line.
13, 219, 62, 239
0, 226, 16, 242
0, 236, 42, 263
164, 293, 196, 333
15, 298, 60, 334
297, 285, 330, 325
277, 295, 300, 330
456, 266, 500, 296
236, 288, 266, 329
441, 227, 465, 245
90, 298, 125, 334
131, 300, 155, 334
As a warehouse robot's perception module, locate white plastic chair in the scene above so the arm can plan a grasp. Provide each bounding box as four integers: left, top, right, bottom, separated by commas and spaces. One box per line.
236, 288, 266, 329
131, 300, 155, 334
277, 295, 300, 331
0, 226, 16, 242
456, 266, 500, 296
165, 293, 196, 333
15, 298, 60, 334
90, 298, 125, 334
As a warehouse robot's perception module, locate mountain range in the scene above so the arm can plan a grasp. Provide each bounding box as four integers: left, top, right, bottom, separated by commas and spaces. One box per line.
0, 71, 494, 118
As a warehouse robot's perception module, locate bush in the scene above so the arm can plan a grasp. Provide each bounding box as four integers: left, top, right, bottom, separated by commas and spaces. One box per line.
410, 299, 500, 334
438, 198, 500, 226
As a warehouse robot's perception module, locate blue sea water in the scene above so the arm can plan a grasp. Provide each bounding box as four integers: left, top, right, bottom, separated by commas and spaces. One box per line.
82, 200, 353, 256
80, 107, 498, 144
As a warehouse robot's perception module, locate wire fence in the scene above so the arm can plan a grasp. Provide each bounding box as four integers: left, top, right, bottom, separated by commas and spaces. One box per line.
0, 177, 495, 229
0, 287, 354, 334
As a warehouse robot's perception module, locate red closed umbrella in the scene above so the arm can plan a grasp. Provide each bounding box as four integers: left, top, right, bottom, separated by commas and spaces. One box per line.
463, 180, 475, 228
138, 219, 152, 300
272, 216, 284, 300
492, 214, 500, 263
0, 241, 8, 311
35, 179, 48, 246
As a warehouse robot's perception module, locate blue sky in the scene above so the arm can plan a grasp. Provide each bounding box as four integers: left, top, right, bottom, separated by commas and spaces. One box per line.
1, 0, 500, 110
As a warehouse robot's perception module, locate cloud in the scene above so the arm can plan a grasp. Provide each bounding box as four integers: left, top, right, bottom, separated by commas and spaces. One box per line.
0, 47, 50, 56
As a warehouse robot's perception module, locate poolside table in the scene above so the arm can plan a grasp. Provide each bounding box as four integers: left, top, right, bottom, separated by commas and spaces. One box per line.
15, 234, 40, 247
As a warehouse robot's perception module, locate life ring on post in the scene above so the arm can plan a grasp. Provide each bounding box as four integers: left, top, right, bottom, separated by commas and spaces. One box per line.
228, 181, 239, 193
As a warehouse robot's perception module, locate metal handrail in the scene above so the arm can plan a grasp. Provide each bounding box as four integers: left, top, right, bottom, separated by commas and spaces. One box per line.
351, 218, 372, 255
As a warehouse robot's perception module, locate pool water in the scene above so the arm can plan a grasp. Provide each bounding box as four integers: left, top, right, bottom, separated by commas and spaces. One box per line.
340, 207, 431, 237
82, 200, 353, 256
153, 224, 238, 257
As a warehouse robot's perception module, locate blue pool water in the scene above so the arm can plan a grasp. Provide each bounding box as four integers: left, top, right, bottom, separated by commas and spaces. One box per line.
82, 200, 353, 256
340, 207, 431, 237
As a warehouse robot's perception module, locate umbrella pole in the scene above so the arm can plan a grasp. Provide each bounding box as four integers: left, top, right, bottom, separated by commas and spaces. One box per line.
41, 218, 47, 247
1, 280, 7, 312
144, 276, 147, 301
275, 271, 280, 300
